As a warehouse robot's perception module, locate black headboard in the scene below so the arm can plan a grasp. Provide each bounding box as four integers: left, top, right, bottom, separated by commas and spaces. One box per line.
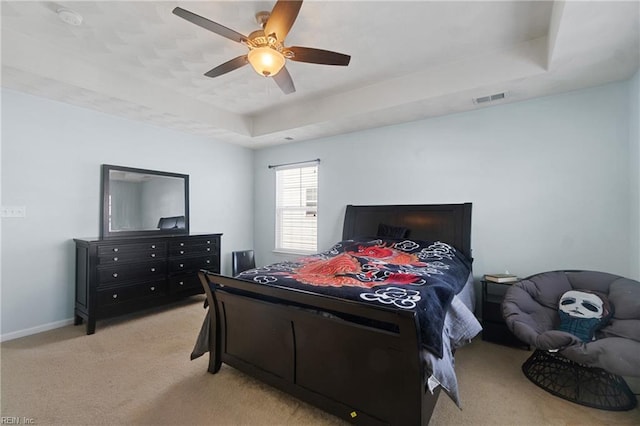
342, 203, 472, 259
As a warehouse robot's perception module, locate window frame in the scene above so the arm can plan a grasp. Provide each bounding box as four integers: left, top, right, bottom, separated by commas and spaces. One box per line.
273, 163, 319, 255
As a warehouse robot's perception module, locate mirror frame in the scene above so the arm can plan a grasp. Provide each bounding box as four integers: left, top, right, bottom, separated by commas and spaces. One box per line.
100, 164, 190, 239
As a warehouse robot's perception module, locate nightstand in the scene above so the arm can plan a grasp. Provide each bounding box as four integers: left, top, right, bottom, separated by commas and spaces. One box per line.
481, 279, 529, 348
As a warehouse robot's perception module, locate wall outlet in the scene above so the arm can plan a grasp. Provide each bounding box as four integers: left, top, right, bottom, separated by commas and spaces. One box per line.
1, 206, 27, 218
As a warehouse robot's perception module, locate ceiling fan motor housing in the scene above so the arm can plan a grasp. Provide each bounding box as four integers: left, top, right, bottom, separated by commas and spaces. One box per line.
255, 11, 270, 28
247, 30, 283, 52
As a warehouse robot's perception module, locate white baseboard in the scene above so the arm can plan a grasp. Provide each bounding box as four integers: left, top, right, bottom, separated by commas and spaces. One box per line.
1, 318, 74, 342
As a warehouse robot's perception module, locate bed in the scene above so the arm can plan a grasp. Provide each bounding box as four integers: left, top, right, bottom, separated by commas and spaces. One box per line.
193, 203, 479, 425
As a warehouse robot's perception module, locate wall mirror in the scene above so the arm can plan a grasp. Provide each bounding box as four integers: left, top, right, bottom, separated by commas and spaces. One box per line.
101, 164, 189, 238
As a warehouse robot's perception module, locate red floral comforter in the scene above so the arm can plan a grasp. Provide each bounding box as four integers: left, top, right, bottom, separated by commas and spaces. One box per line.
235, 238, 472, 358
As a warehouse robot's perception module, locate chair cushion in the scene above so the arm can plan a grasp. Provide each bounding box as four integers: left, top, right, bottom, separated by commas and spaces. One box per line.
566, 271, 622, 293
601, 318, 640, 341
561, 337, 640, 377
525, 271, 573, 309
502, 270, 640, 377
608, 278, 640, 319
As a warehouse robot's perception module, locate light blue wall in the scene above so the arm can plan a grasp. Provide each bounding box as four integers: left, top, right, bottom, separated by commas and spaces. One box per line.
254, 81, 636, 281
0, 89, 254, 339
629, 70, 640, 280
2, 76, 638, 340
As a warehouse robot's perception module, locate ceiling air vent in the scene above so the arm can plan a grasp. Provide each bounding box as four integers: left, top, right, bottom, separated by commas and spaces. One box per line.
473, 92, 507, 105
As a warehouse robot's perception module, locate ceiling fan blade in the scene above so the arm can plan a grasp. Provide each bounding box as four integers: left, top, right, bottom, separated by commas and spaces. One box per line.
264, 0, 303, 42
273, 66, 296, 94
173, 7, 247, 44
204, 55, 249, 78
287, 46, 351, 66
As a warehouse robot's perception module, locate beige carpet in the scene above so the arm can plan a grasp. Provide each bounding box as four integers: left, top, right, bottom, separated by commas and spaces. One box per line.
1, 296, 638, 425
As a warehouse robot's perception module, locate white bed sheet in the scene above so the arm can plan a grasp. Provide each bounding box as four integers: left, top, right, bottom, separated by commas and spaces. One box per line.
422, 272, 482, 407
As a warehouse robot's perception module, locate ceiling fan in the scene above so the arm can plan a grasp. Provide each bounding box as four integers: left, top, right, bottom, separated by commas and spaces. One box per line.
172, 0, 351, 95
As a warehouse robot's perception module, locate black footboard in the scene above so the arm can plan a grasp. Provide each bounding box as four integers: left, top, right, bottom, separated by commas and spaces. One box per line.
198, 270, 440, 425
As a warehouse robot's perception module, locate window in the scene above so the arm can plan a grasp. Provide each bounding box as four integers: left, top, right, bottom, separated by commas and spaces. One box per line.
275, 164, 318, 253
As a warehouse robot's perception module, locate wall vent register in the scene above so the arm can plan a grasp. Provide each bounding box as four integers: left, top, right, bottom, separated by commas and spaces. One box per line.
473, 92, 507, 104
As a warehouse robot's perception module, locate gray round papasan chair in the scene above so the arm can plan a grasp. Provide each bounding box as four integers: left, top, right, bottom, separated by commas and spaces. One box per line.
502, 270, 640, 411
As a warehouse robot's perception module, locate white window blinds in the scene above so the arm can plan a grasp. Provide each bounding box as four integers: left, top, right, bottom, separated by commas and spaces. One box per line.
275, 164, 318, 253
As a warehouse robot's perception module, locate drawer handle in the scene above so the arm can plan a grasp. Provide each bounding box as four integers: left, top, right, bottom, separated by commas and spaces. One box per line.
179, 281, 184, 286
151, 244, 156, 249
151, 253, 156, 258
112, 293, 118, 299
207, 240, 211, 244
179, 263, 184, 268
113, 248, 119, 253
180, 250, 184, 255
180, 242, 185, 247
150, 286, 155, 291
113, 257, 118, 262
112, 273, 118, 278
206, 260, 211, 264
150, 268, 156, 272
206, 248, 211, 252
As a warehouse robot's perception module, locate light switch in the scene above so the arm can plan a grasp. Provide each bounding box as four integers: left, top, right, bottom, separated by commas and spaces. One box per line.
1, 206, 27, 218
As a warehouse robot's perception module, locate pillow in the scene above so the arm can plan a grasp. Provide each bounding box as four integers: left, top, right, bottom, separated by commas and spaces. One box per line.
376, 223, 409, 238
558, 290, 613, 342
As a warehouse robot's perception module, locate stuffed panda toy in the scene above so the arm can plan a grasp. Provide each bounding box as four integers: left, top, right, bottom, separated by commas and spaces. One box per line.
558, 290, 613, 343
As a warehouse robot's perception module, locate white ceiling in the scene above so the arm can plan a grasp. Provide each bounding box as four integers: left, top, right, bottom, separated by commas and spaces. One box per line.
2, 1, 638, 148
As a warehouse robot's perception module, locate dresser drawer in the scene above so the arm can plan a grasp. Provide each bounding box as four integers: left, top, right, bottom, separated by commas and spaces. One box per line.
169, 256, 218, 273
169, 274, 203, 293
98, 241, 167, 256
169, 237, 219, 256
98, 261, 166, 285
169, 244, 216, 257
98, 249, 167, 265
97, 280, 168, 306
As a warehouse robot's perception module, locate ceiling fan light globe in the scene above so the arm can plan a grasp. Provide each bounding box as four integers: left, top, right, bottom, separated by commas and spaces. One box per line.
248, 47, 286, 77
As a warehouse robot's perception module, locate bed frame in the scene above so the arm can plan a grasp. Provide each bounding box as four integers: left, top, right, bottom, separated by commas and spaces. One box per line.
198, 203, 472, 425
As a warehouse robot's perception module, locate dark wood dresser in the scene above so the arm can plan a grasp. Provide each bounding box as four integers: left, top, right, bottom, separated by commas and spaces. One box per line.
74, 233, 221, 334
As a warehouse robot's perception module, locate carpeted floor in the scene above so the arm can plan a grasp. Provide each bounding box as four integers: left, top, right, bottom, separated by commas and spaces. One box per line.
1, 296, 638, 425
